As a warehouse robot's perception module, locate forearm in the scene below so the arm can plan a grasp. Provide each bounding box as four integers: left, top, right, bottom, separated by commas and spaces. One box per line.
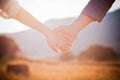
70, 13, 95, 34
70, 0, 115, 33
13, 8, 50, 36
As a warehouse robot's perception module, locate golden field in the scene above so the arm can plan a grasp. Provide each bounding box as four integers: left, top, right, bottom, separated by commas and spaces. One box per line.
0, 58, 120, 80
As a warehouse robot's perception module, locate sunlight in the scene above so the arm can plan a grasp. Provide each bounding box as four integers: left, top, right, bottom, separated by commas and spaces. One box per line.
0, 0, 119, 33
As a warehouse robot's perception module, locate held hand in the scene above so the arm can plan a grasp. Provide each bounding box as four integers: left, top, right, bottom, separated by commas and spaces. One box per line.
55, 25, 79, 46
45, 28, 72, 53
52, 25, 79, 53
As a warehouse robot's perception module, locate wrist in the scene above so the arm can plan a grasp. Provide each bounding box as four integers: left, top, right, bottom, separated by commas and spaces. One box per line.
70, 13, 94, 34
69, 24, 80, 35
42, 26, 52, 37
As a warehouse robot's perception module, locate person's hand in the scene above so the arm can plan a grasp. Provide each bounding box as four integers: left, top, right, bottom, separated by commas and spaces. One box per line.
44, 28, 72, 53
51, 25, 79, 53
55, 25, 79, 46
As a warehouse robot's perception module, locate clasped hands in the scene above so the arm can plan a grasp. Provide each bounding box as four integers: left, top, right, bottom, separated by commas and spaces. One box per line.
45, 25, 78, 54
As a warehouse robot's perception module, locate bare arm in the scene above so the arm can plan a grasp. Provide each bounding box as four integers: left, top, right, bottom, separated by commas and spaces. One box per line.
13, 8, 50, 36
14, 8, 72, 52
70, 13, 95, 34
55, 0, 115, 53
0, 0, 71, 53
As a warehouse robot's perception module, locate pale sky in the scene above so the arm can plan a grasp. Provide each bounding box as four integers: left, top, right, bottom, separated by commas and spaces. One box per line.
0, 0, 120, 33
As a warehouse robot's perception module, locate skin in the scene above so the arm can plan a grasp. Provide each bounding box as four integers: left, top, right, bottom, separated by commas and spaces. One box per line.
56, 13, 95, 53
0, 1, 94, 53
12, 8, 71, 53
13, 8, 95, 53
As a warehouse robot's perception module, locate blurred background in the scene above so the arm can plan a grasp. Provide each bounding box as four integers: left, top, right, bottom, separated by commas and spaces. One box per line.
0, 0, 120, 60
0, 0, 120, 80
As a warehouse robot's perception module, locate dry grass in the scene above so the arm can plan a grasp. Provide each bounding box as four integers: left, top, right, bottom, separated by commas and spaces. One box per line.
0, 58, 120, 80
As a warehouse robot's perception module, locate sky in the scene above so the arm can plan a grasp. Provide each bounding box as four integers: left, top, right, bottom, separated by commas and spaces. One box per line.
0, 0, 120, 33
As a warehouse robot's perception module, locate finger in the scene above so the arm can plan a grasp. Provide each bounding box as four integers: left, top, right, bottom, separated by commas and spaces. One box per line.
56, 43, 61, 49
61, 48, 66, 54
56, 44, 65, 54
64, 35, 73, 43
61, 44, 70, 54
65, 46, 71, 52
64, 46, 71, 54
51, 46, 58, 53
56, 41, 70, 54
64, 37, 72, 44
61, 50, 66, 54
64, 39, 72, 47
